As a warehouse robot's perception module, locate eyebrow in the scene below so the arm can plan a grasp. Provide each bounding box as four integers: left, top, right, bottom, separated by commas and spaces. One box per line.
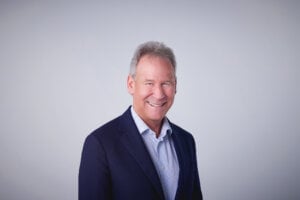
143, 79, 175, 84
144, 79, 154, 82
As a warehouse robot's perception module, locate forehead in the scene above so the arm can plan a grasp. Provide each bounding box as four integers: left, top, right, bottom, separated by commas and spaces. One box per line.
136, 55, 175, 76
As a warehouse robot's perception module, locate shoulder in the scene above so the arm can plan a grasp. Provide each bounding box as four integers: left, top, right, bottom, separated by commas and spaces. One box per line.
85, 107, 133, 144
170, 122, 194, 139
92, 116, 121, 135
88, 114, 124, 144
169, 121, 197, 146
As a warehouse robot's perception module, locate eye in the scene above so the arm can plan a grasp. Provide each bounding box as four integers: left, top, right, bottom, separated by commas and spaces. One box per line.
162, 81, 172, 87
145, 82, 154, 86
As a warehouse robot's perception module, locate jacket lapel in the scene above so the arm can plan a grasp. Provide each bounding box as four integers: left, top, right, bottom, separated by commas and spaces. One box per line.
171, 128, 187, 199
117, 108, 165, 200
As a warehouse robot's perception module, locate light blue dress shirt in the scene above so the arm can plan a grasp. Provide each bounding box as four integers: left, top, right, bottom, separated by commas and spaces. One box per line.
131, 107, 179, 200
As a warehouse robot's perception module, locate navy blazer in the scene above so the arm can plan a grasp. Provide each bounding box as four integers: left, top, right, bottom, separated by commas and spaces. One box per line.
79, 107, 202, 200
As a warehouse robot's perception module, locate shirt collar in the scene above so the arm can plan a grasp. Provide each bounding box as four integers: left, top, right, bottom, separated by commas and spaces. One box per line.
130, 106, 172, 137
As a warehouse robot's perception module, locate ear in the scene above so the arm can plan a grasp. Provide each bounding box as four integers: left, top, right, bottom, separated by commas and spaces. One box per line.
127, 75, 135, 95
174, 77, 177, 94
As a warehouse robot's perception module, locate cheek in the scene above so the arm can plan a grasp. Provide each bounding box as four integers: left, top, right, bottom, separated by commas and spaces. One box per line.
165, 88, 176, 98
134, 86, 151, 99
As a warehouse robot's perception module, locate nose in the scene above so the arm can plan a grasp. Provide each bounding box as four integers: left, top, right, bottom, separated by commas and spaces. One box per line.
153, 85, 166, 99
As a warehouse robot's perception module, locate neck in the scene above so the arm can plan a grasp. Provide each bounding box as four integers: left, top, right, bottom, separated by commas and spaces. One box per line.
132, 106, 165, 137
146, 120, 163, 138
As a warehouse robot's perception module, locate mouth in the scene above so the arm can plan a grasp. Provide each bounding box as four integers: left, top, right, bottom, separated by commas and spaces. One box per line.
146, 101, 166, 107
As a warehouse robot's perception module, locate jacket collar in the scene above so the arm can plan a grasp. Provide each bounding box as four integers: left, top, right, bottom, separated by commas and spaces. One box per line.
117, 107, 188, 200
117, 107, 165, 200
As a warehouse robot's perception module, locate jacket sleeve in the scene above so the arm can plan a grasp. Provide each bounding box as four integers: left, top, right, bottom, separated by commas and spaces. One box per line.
79, 134, 112, 200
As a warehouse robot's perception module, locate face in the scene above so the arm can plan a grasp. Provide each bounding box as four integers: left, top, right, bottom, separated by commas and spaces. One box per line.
127, 55, 177, 127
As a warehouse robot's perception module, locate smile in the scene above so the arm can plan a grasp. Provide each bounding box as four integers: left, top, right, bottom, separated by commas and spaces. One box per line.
146, 101, 166, 107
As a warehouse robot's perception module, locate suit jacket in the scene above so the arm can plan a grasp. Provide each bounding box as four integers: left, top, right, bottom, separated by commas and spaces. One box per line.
79, 107, 202, 200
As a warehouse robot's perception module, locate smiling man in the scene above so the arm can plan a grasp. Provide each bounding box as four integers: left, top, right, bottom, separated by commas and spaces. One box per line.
127, 53, 176, 135
79, 41, 203, 200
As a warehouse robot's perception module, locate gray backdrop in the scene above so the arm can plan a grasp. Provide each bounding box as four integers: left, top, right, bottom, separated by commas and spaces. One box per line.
0, 1, 299, 200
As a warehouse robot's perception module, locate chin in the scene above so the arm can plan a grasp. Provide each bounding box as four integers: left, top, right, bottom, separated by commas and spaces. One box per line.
148, 113, 166, 121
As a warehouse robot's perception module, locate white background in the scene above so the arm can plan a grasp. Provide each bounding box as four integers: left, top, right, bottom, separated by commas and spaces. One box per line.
0, 1, 299, 200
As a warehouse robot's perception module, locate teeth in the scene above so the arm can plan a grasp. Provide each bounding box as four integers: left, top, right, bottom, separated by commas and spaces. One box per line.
147, 101, 165, 107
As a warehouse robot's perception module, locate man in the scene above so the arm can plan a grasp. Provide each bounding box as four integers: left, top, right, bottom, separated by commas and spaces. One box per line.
79, 41, 203, 200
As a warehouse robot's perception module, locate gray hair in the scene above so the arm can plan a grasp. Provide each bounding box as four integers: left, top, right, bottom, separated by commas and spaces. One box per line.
129, 41, 177, 77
